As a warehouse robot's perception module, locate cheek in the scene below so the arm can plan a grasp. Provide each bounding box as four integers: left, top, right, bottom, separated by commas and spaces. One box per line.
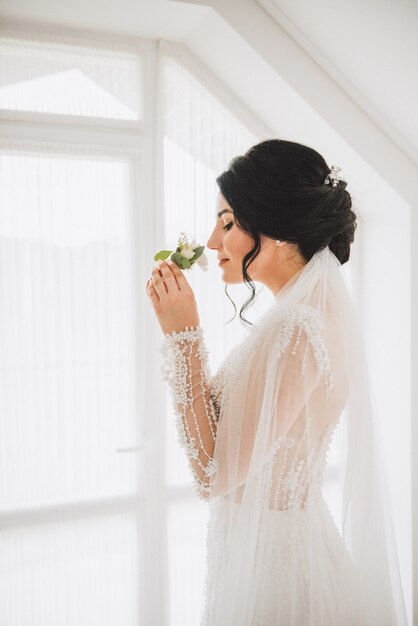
226, 230, 253, 259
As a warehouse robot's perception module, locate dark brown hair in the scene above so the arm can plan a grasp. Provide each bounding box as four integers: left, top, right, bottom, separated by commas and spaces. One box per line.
216, 139, 357, 328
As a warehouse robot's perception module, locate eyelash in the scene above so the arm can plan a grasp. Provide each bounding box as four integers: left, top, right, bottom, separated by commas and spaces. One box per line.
223, 222, 233, 231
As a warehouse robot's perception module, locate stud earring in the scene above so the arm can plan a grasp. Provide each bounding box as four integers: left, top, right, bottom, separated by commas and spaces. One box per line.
275, 240, 282, 246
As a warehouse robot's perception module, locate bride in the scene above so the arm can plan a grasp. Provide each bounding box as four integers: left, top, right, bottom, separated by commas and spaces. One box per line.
146, 139, 408, 625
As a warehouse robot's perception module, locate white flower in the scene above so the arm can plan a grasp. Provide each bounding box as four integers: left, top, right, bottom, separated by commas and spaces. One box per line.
180, 246, 196, 260
195, 251, 208, 271
153, 232, 207, 272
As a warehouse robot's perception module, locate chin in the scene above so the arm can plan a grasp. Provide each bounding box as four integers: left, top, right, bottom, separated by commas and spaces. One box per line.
219, 263, 248, 284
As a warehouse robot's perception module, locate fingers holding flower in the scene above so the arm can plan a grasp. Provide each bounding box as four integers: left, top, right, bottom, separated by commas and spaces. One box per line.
146, 259, 200, 335
147, 232, 204, 335
150, 261, 178, 297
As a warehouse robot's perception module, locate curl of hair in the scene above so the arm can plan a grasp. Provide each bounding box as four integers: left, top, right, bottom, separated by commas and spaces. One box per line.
216, 139, 357, 328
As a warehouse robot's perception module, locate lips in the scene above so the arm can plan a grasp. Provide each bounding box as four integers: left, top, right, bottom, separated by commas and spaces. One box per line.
218, 259, 229, 265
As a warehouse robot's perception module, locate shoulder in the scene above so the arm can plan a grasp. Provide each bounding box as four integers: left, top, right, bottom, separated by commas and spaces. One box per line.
272, 304, 333, 387
273, 304, 324, 353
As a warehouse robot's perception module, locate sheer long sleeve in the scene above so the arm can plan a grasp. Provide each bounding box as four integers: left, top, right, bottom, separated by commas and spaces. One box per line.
160, 325, 220, 500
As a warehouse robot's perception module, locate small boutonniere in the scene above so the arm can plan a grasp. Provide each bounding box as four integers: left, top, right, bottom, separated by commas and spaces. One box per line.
153, 232, 208, 271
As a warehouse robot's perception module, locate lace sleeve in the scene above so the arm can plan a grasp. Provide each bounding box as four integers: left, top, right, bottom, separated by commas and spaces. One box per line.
159, 325, 220, 500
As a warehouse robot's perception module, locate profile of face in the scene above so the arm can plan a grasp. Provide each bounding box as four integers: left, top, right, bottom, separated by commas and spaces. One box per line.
206, 192, 278, 285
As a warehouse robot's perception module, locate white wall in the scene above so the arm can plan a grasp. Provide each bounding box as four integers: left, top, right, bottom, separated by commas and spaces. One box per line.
358, 185, 411, 620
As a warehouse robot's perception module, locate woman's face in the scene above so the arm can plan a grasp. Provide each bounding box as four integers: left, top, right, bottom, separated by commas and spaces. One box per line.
206, 192, 272, 284
206, 192, 307, 293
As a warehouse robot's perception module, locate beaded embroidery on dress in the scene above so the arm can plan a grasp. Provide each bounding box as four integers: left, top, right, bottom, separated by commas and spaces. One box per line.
160, 246, 408, 625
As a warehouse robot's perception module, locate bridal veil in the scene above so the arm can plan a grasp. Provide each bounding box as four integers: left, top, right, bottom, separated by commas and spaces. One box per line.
200, 245, 408, 625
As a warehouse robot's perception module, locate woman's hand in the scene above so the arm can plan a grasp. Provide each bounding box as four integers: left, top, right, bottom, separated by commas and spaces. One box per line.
146, 260, 200, 336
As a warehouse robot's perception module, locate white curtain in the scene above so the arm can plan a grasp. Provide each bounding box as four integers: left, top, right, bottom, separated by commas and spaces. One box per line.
0, 142, 143, 625
0, 29, 145, 626
0, 33, 142, 120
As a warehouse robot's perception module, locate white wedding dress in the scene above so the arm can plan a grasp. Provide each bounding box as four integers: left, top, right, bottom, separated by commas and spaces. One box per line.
159, 247, 408, 626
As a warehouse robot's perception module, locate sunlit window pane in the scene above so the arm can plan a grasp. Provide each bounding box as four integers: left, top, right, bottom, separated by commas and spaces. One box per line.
167, 500, 207, 626
0, 151, 140, 509
0, 36, 142, 120
0, 513, 141, 625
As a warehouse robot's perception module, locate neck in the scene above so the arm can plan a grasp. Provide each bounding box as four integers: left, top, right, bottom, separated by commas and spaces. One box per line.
268, 261, 307, 298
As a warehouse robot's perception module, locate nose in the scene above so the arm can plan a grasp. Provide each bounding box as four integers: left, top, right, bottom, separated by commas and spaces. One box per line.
206, 229, 218, 251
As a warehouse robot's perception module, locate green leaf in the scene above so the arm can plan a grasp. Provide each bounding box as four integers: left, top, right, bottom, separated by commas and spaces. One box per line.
171, 252, 183, 268
190, 245, 205, 262
181, 257, 191, 269
153, 249, 172, 261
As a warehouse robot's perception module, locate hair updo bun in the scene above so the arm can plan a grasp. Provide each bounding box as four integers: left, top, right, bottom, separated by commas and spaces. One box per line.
305, 177, 357, 266
328, 202, 357, 265
216, 138, 358, 326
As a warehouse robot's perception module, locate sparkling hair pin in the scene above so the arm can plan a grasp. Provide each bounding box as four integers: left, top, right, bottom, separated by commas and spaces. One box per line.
324, 165, 344, 188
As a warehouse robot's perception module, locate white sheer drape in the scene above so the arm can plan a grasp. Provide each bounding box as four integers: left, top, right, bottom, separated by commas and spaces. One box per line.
0, 143, 143, 625
0, 26, 146, 624
0, 141, 144, 624
0, 32, 142, 120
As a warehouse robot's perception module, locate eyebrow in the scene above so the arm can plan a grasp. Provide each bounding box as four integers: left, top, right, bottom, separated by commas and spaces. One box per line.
216, 208, 233, 218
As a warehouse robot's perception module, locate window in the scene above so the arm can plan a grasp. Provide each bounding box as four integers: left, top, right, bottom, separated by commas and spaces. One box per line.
0, 34, 142, 121
0, 30, 146, 625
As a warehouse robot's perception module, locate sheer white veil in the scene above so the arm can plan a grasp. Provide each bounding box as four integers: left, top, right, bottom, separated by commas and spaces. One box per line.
203, 245, 408, 625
